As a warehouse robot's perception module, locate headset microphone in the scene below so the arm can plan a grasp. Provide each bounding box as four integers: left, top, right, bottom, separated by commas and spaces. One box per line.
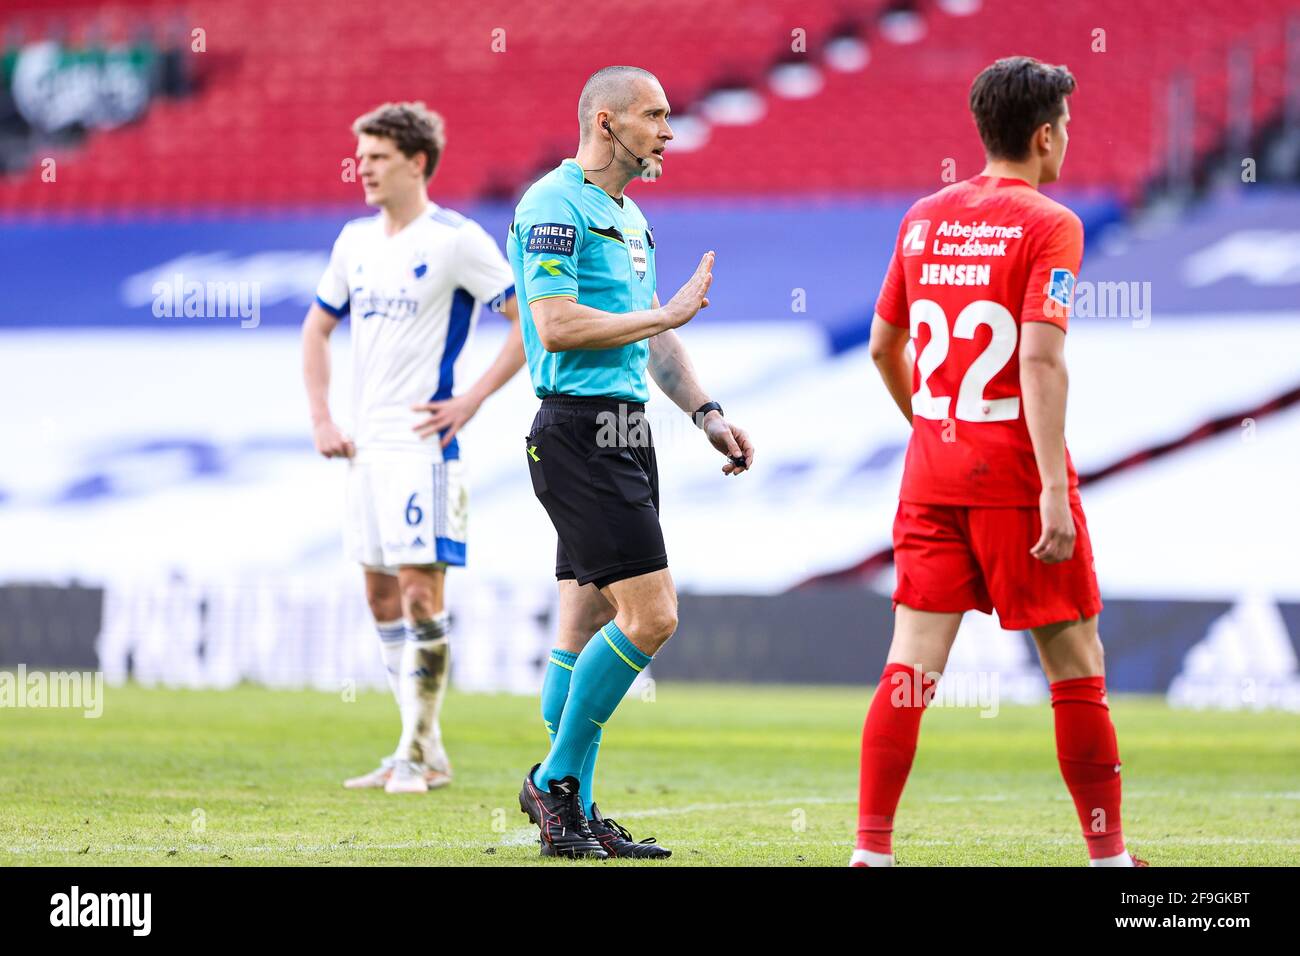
583, 119, 649, 172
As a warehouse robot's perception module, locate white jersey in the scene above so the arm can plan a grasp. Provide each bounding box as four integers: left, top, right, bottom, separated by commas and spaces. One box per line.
314, 203, 514, 461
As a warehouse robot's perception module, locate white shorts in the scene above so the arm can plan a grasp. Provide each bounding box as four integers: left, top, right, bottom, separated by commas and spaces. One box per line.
345, 457, 468, 572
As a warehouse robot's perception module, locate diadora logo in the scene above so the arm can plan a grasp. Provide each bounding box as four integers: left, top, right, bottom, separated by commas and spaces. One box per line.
902, 219, 930, 257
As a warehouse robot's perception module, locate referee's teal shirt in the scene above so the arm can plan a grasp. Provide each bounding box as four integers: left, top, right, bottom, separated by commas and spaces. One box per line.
507, 159, 658, 403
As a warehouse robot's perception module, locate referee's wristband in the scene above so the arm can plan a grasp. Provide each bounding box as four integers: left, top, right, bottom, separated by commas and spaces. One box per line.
693, 401, 723, 428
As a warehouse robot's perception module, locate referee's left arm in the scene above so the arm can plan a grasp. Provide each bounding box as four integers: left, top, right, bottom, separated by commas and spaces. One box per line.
646, 325, 707, 417
647, 295, 755, 475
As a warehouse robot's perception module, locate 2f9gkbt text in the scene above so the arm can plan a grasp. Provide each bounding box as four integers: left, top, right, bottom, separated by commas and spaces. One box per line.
1122, 892, 1251, 907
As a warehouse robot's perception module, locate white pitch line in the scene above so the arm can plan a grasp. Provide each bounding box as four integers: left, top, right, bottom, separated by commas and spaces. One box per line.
3, 842, 467, 855
6, 835, 1299, 856
4, 792, 1295, 857
617, 795, 848, 818
500, 828, 540, 847
620, 789, 1300, 814
896, 837, 1300, 847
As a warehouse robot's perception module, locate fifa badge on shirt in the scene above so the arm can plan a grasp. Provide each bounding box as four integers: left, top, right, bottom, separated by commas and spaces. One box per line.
627, 234, 648, 281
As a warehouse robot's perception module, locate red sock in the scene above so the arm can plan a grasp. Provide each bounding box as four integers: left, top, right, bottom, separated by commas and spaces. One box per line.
1050, 676, 1126, 859
856, 662, 937, 854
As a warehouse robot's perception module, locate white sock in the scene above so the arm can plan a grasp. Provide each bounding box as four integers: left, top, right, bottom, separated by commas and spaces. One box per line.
375, 620, 406, 703
1090, 849, 1134, 867
396, 614, 450, 766
849, 848, 894, 867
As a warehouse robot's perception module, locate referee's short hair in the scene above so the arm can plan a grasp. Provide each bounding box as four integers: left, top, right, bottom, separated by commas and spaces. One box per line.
352, 101, 446, 181
578, 66, 659, 141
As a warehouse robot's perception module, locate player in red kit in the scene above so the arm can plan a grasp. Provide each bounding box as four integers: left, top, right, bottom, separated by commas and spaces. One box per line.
852, 56, 1146, 867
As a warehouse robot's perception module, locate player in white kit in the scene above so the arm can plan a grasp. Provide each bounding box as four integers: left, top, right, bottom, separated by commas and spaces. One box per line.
302, 102, 523, 793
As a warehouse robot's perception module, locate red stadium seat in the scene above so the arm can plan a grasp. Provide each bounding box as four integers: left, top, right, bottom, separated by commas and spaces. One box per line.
1, 0, 1297, 212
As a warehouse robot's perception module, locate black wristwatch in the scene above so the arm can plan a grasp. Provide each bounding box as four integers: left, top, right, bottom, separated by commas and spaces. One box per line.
693, 401, 723, 428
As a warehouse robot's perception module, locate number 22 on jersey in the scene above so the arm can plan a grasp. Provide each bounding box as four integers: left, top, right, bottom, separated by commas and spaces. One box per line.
909, 299, 1020, 423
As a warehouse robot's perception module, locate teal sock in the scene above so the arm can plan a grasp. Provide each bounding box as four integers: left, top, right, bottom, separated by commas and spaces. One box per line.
534, 622, 650, 789
540, 649, 576, 740
539, 647, 601, 813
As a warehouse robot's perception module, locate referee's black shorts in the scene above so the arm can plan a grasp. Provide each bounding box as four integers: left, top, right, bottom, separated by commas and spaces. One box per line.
525, 394, 668, 589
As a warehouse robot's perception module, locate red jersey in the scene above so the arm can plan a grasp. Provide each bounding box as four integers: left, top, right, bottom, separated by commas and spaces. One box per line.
875, 175, 1084, 507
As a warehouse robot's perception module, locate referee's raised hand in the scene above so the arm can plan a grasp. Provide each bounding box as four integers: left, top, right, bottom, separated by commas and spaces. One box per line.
661, 251, 715, 329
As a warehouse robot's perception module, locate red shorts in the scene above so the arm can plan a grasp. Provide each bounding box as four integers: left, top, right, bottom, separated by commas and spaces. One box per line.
891, 499, 1103, 631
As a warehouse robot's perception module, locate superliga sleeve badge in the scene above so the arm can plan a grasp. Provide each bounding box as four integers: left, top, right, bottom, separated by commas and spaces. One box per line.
1048, 267, 1076, 308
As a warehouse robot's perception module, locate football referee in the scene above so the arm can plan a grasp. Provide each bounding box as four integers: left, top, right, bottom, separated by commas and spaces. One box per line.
508, 65, 755, 859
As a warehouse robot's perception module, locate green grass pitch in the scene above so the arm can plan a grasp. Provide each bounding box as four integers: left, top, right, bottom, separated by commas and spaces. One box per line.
2, 682, 1296, 866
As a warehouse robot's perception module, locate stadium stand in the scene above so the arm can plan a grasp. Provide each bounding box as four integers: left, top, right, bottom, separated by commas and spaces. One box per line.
3, 0, 1298, 212
1, 1, 1298, 703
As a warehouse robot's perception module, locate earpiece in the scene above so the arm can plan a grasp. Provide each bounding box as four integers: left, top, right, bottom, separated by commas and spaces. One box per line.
584, 119, 647, 172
